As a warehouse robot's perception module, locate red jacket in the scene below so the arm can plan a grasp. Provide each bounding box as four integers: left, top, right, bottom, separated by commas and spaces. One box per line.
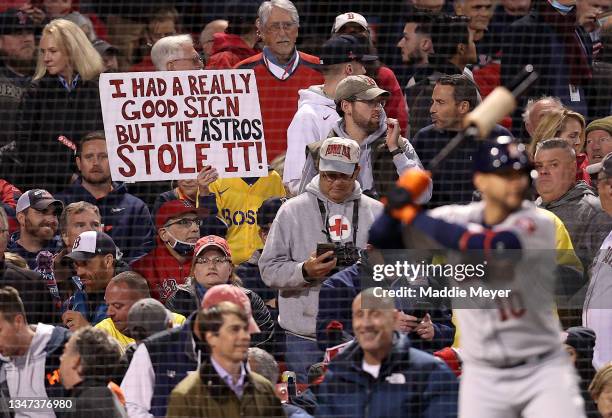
129, 55, 155, 72
235, 51, 324, 161
576, 153, 591, 185
131, 238, 193, 302
206, 33, 258, 70
0, 179, 20, 233
376, 66, 408, 137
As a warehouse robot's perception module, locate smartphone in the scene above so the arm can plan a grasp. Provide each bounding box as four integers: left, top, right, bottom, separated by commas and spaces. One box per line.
408, 301, 432, 321
316, 243, 336, 262
281, 371, 298, 397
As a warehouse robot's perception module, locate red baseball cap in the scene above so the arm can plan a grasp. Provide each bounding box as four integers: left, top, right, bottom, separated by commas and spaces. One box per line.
201, 284, 260, 333
155, 200, 199, 230
194, 235, 231, 259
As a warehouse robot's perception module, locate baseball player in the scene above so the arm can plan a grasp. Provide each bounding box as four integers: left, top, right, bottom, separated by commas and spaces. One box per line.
370, 136, 585, 418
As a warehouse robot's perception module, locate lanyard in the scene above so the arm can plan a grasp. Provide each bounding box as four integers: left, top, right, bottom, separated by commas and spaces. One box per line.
317, 198, 360, 245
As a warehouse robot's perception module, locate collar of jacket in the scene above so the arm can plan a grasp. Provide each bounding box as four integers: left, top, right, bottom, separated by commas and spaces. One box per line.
68, 177, 127, 202
199, 359, 254, 399
536, 180, 595, 209
332, 333, 412, 381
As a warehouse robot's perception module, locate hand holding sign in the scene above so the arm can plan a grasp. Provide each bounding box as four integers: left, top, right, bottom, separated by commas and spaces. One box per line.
197, 165, 218, 196
99, 70, 268, 182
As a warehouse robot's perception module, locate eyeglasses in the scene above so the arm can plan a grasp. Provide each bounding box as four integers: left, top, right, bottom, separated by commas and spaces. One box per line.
195, 256, 229, 265
264, 21, 298, 33
168, 55, 204, 68
586, 136, 611, 146
354, 99, 386, 109
321, 171, 354, 183
165, 218, 202, 228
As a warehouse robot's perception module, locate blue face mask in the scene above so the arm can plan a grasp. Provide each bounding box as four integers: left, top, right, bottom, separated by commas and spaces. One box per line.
549, 0, 574, 14
166, 232, 195, 256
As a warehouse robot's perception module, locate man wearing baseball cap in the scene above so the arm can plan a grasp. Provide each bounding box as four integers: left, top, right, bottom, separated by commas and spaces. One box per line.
585, 116, 612, 167
584, 152, 612, 369
8, 189, 63, 269
0, 8, 36, 164
298, 74, 430, 201
260, 136, 383, 381
331, 11, 409, 137
62, 230, 125, 330
131, 199, 202, 302
166, 235, 274, 349
92, 39, 119, 73
284, 34, 374, 194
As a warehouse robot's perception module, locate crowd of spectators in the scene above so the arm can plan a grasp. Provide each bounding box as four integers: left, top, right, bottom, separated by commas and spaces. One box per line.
0, 0, 611, 417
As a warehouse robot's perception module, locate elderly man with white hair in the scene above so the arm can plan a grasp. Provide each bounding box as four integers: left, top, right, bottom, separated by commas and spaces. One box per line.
150, 34, 203, 71
235, 0, 323, 162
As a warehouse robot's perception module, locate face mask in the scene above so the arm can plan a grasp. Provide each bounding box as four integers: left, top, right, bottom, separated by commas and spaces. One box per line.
166, 231, 195, 256
549, 0, 574, 14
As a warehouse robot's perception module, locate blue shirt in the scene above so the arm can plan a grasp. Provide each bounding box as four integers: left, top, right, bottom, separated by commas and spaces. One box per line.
210, 356, 247, 398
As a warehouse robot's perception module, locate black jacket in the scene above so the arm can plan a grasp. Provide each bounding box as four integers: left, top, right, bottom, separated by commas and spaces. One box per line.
11, 75, 103, 192
411, 124, 513, 208
501, 0, 592, 133
405, 62, 466, 138
165, 280, 274, 351
0, 260, 61, 325
69, 380, 126, 418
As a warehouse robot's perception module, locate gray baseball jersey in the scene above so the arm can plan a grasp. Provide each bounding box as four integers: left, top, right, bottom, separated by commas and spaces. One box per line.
583, 230, 612, 369
428, 201, 562, 367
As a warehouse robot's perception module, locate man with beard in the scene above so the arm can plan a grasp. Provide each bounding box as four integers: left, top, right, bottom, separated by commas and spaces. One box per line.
299, 75, 430, 200
8, 189, 63, 269
56, 131, 155, 262
62, 230, 125, 330
411, 74, 512, 208
0, 9, 36, 170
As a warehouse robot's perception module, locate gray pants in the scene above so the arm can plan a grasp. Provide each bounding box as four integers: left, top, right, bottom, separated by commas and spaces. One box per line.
459, 352, 586, 418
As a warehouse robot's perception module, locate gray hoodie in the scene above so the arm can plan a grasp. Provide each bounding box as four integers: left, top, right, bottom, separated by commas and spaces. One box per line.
297, 115, 432, 202
0, 323, 57, 418
259, 176, 384, 337
537, 181, 612, 268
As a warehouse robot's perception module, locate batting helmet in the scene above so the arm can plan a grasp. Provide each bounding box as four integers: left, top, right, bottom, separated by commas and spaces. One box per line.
473, 136, 532, 174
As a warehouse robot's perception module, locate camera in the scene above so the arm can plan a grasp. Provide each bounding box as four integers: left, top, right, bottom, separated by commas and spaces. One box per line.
317, 242, 361, 269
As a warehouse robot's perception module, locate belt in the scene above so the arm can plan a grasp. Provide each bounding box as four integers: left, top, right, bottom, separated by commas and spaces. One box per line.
497, 349, 558, 369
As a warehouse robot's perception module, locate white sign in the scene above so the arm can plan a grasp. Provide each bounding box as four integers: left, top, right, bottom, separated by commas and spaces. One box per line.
99, 70, 268, 182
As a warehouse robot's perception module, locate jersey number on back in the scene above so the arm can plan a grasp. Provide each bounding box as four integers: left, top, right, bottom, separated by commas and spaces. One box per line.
495, 292, 526, 321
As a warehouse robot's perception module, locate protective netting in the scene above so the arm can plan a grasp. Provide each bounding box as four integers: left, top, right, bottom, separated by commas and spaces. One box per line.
0, 0, 610, 417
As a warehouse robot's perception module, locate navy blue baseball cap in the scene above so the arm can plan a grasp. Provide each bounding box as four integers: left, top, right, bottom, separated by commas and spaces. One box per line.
319, 35, 378, 66
0, 9, 35, 35
473, 136, 532, 175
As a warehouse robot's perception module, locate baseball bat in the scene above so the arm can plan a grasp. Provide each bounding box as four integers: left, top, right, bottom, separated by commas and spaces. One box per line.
426, 65, 538, 173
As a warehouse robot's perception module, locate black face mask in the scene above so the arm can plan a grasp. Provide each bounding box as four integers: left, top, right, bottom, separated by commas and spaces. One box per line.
166, 231, 195, 256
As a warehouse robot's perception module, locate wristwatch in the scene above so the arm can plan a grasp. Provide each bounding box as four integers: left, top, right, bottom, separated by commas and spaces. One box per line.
390, 148, 403, 156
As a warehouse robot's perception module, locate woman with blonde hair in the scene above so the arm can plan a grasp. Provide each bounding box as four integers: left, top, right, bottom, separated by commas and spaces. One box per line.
530, 108, 590, 184
15, 19, 105, 193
